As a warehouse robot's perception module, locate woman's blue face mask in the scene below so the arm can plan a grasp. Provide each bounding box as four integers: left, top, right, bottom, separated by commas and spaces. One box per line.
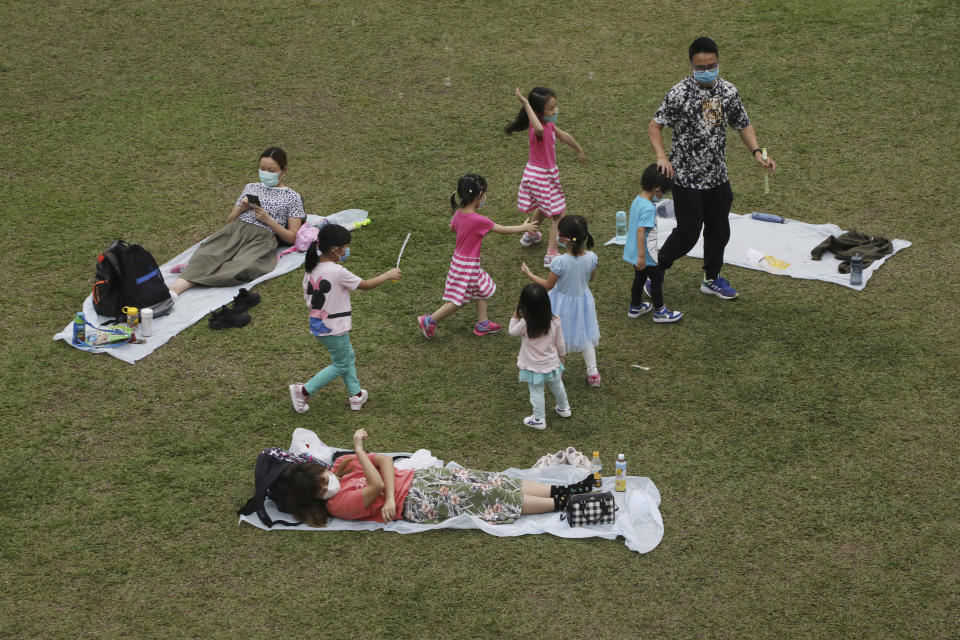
259, 169, 281, 187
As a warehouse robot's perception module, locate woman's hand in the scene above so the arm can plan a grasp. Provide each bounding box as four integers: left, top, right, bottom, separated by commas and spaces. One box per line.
240, 197, 251, 211
381, 496, 397, 522
515, 87, 527, 104
577, 149, 587, 165
250, 204, 271, 224
352, 428, 368, 451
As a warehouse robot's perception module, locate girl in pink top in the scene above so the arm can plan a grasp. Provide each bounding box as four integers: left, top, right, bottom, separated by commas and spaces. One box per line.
418, 174, 538, 339
508, 283, 570, 430
279, 429, 596, 527
288, 224, 401, 414
506, 87, 587, 268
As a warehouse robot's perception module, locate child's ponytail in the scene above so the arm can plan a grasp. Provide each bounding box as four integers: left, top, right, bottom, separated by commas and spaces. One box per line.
505, 87, 556, 134
557, 215, 594, 256
451, 173, 488, 211
304, 224, 352, 272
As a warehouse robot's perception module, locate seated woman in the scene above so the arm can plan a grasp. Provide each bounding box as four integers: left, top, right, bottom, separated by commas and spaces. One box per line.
281, 429, 595, 526
168, 146, 305, 297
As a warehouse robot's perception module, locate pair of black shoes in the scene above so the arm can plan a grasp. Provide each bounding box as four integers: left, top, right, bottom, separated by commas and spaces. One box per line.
209, 288, 260, 329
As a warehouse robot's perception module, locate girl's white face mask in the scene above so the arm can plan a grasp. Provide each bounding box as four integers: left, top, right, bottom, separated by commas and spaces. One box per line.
323, 472, 340, 499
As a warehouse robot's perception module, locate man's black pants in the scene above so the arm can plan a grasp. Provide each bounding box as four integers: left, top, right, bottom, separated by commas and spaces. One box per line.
658, 180, 734, 280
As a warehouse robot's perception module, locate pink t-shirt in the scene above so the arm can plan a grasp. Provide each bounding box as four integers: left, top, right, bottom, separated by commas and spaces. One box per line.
302, 261, 363, 335
324, 454, 415, 522
451, 210, 496, 258
508, 315, 565, 373
528, 121, 557, 169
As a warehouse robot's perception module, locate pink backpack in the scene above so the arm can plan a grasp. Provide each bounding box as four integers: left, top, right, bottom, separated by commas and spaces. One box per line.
278, 221, 324, 259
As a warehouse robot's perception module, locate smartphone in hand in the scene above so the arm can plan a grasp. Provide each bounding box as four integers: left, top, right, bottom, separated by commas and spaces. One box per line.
246, 194, 261, 206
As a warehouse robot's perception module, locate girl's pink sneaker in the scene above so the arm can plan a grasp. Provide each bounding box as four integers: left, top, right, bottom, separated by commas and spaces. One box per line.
587, 373, 601, 388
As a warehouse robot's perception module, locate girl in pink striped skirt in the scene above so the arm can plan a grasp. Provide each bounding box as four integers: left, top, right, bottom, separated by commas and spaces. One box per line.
507, 87, 587, 268
418, 174, 538, 340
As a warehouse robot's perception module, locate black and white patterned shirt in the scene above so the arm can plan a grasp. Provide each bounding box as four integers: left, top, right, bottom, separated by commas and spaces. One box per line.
654, 76, 751, 189
234, 183, 306, 232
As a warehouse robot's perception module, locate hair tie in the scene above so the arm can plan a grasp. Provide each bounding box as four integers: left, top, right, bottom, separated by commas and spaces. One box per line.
571, 237, 577, 241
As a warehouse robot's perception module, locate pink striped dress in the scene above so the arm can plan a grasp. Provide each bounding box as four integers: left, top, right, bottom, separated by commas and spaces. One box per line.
517, 121, 566, 218
441, 210, 497, 306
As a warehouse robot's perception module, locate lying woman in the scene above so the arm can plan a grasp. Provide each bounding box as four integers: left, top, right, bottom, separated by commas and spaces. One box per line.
168, 146, 305, 298
281, 429, 595, 526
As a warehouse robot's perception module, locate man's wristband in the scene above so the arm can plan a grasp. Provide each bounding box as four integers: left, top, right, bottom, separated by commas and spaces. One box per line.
751, 148, 762, 156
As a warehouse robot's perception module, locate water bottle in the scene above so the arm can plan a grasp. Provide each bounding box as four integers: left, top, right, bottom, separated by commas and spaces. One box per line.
615, 453, 627, 492
850, 253, 863, 286
591, 451, 602, 488
73, 312, 85, 345
615, 210, 627, 238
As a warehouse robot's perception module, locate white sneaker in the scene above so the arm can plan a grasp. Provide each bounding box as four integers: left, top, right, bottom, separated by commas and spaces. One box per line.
523, 415, 547, 430
289, 384, 309, 413
556, 405, 572, 418
349, 389, 369, 411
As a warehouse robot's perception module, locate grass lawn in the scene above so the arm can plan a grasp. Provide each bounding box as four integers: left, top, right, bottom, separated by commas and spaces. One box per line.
1, 0, 957, 638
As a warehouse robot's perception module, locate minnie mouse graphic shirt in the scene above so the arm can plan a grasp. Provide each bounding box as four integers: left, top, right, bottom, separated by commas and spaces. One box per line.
302, 262, 362, 336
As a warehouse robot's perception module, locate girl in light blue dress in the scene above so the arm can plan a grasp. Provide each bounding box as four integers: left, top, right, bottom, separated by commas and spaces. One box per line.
521, 215, 601, 387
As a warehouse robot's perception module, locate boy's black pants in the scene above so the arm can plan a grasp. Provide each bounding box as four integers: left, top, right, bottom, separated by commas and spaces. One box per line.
631, 266, 664, 309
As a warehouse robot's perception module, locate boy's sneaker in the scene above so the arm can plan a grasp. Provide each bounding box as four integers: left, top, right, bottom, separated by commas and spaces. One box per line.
543, 250, 558, 268
289, 384, 310, 413
349, 389, 369, 411
473, 320, 502, 336
208, 306, 251, 329
231, 287, 261, 312
628, 302, 653, 318
701, 275, 738, 299
556, 405, 572, 418
586, 373, 601, 388
523, 415, 547, 430
520, 230, 543, 246
417, 315, 436, 339
652, 306, 683, 323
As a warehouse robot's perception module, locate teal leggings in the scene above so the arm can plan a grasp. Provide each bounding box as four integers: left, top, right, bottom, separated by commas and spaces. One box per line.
305, 333, 361, 396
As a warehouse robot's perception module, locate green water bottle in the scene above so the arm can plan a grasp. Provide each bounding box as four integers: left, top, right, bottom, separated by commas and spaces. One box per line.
73, 312, 85, 345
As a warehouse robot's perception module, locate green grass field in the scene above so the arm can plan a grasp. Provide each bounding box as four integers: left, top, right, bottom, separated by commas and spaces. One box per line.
1, 0, 957, 637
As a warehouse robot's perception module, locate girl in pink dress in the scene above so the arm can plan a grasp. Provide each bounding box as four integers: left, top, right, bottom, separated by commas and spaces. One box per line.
418, 174, 538, 339
506, 87, 587, 268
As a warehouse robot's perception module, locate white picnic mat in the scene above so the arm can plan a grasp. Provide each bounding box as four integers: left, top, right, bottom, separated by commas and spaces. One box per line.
54, 210, 369, 363
239, 456, 664, 554
607, 207, 910, 290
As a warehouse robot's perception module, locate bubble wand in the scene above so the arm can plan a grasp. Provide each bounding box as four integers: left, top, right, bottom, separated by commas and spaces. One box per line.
762, 148, 769, 195
393, 232, 411, 282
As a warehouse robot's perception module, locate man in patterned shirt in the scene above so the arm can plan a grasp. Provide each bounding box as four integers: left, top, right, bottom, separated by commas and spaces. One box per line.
648, 37, 776, 300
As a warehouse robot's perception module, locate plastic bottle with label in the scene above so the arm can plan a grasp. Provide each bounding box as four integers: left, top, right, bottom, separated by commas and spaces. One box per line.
615, 453, 627, 492
591, 451, 602, 488
73, 312, 85, 345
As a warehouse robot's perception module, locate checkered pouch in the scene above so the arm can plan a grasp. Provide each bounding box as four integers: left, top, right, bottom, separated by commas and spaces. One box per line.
560, 491, 618, 527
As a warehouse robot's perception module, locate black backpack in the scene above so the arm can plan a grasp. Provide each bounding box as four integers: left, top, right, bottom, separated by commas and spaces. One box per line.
92, 240, 173, 319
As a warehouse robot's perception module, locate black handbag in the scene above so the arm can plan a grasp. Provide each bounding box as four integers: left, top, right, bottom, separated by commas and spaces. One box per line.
560, 491, 618, 527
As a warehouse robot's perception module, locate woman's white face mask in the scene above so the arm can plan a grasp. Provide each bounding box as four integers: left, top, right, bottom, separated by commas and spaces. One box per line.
323, 472, 340, 499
